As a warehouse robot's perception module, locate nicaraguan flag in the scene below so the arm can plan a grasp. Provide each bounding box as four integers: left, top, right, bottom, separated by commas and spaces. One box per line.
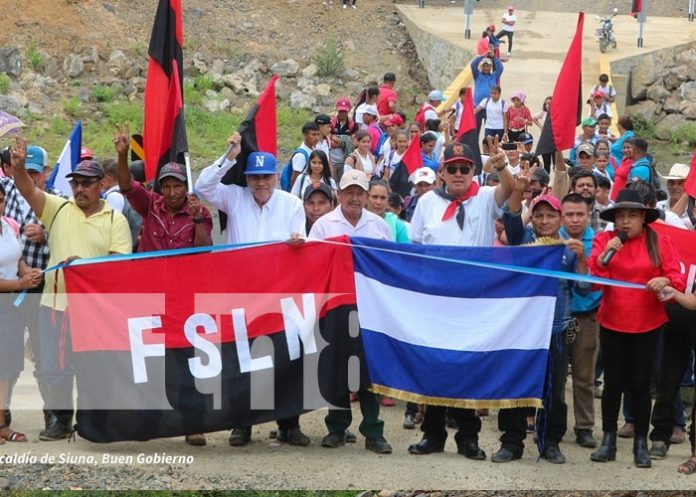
351, 237, 563, 409
47, 121, 82, 197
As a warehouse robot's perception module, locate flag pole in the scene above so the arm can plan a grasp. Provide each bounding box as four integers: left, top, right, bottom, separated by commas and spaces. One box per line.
184, 152, 193, 194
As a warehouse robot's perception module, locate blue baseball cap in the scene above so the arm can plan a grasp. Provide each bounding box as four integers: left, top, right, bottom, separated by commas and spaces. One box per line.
25, 145, 47, 173
244, 151, 277, 175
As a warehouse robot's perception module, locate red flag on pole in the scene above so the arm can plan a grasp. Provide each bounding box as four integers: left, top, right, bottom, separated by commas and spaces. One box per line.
402, 134, 423, 176
388, 134, 423, 197
684, 149, 696, 198
143, 0, 188, 181
455, 87, 483, 174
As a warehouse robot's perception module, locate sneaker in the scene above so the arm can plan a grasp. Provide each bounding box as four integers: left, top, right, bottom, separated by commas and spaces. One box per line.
321, 432, 345, 448
277, 427, 310, 446
342, 4, 347, 8
491, 447, 520, 463
671, 427, 687, 444
618, 422, 635, 438
365, 436, 392, 454
228, 427, 252, 446
403, 413, 417, 429
648, 440, 669, 459
351, 4, 356, 8
542, 445, 566, 464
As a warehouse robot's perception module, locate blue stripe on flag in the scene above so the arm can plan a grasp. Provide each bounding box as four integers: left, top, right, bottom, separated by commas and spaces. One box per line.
362, 329, 549, 401
351, 237, 563, 298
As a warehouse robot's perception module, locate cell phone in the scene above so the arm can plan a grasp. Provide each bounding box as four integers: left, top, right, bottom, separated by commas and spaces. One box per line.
502, 143, 517, 150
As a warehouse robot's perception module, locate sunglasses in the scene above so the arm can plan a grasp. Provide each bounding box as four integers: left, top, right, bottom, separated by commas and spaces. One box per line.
69, 178, 99, 188
446, 164, 471, 175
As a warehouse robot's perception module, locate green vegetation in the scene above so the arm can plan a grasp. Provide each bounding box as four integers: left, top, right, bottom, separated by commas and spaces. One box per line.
669, 121, 696, 146
62, 96, 83, 118
194, 74, 215, 92
0, 72, 11, 94
630, 113, 655, 139
25, 41, 43, 71
5, 490, 362, 497
313, 39, 345, 78
92, 85, 116, 103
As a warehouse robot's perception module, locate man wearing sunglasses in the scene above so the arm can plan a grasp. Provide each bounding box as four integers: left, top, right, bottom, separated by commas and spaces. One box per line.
9, 138, 132, 441
408, 140, 513, 459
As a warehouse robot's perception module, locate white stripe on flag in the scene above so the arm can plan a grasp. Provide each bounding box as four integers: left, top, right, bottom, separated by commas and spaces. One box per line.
52, 138, 74, 198
354, 273, 556, 352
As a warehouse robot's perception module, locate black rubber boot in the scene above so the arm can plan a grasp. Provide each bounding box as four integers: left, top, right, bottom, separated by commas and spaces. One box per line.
633, 436, 652, 468
590, 431, 617, 462
39, 410, 73, 441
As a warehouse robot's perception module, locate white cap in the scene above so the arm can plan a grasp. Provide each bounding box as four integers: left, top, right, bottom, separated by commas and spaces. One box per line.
339, 170, 370, 191
660, 163, 690, 180
409, 167, 436, 185
363, 104, 378, 116
428, 90, 444, 102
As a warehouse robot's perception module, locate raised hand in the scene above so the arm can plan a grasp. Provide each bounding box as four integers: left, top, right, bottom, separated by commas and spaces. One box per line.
10, 136, 27, 167
113, 123, 130, 156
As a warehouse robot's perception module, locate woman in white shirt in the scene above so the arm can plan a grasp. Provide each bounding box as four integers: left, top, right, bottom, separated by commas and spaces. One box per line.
345, 130, 377, 179
290, 150, 337, 199
0, 183, 42, 443
382, 130, 409, 181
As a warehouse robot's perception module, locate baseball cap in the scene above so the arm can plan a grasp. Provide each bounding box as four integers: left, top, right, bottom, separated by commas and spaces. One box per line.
303, 181, 334, 202
244, 151, 277, 175
66, 159, 105, 179
530, 168, 550, 185
443, 143, 475, 165
488, 24, 496, 31
383, 72, 396, 82
517, 132, 534, 145
25, 145, 47, 173
577, 142, 595, 156
80, 146, 94, 160
335, 98, 351, 112
532, 194, 561, 213
315, 114, 332, 125
592, 90, 605, 99
158, 162, 187, 183
660, 163, 690, 180
339, 170, 369, 191
428, 90, 444, 102
385, 114, 404, 127
363, 104, 378, 116
581, 117, 598, 127
409, 167, 436, 185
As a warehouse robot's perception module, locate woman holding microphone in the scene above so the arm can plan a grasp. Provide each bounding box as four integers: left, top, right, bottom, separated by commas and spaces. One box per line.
588, 188, 685, 468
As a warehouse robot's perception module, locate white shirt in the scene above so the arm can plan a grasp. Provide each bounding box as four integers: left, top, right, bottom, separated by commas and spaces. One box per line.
195, 158, 306, 244
424, 105, 439, 123
410, 186, 502, 246
482, 98, 508, 129
657, 199, 693, 230
309, 206, 391, 241
355, 103, 378, 128
290, 174, 337, 199
315, 138, 330, 157
291, 143, 313, 173
502, 12, 516, 32
104, 186, 125, 213
0, 217, 22, 280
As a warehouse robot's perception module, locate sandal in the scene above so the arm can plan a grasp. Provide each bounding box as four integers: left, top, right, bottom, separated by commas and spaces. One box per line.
0, 424, 27, 443
678, 457, 696, 475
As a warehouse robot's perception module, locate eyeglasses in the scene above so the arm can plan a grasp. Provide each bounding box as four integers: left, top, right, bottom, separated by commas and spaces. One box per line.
69, 178, 99, 189
446, 164, 471, 175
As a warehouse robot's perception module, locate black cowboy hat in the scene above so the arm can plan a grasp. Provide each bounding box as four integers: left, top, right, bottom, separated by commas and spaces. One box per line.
599, 189, 660, 224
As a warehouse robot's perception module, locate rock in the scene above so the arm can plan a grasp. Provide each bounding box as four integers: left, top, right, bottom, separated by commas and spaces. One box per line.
290, 90, 316, 110
219, 98, 231, 111
107, 49, 129, 77
342, 67, 360, 80
78, 88, 91, 103
123, 81, 137, 97
189, 8, 204, 20
223, 59, 238, 74
679, 101, 696, 120
355, 492, 372, 497
203, 99, 219, 112
205, 89, 218, 98
655, 113, 687, 140
110, 80, 125, 97
276, 80, 290, 100
244, 58, 266, 74
625, 100, 657, 121
675, 49, 696, 73
0, 94, 23, 115
210, 59, 225, 77
81, 46, 99, 64
125, 64, 142, 79
663, 94, 682, 114
0, 46, 21, 77
37, 52, 60, 78
364, 73, 380, 86
663, 64, 690, 91
378, 491, 396, 497
271, 58, 299, 77
343, 39, 356, 52
301, 64, 318, 78
645, 82, 670, 103
131, 76, 146, 92
296, 77, 314, 90
222, 74, 245, 94
219, 87, 235, 100
63, 53, 84, 78
682, 81, 696, 103
315, 83, 331, 97
630, 56, 659, 100
193, 57, 208, 75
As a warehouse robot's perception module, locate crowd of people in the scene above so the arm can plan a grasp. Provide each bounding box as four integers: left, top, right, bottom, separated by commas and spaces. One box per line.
1, 49, 696, 475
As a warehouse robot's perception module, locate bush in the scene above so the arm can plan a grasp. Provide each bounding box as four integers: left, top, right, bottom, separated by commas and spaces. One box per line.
62, 96, 82, 118
92, 85, 116, 103
0, 72, 10, 94
26, 42, 43, 71
194, 74, 214, 92
631, 113, 656, 139
670, 122, 696, 145
313, 39, 345, 78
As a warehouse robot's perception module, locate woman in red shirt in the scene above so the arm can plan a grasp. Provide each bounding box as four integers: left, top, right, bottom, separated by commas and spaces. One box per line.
588, 189, 685, 468
505, 90, 533, 143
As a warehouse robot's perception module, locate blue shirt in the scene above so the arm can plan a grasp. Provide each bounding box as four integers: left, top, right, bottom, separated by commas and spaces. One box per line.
422, 152, 439, 172
560, 226, 602, 313
470, 55, 504, 106
628, 156, 652, 182
610, 130, 634, 162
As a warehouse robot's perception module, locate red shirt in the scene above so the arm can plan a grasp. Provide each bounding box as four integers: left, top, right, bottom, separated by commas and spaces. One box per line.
377, 84, 398, 116
589, 229, 686, 333
125, 182, 213, 252
610, 157, 633, 201
506, 105, 532, 131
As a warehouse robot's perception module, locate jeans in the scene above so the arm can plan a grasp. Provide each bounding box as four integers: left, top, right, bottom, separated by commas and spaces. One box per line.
35, 305, 75, 412
600, 326, 661, 436
540, 331, 569, 445
495, 30, 514, 53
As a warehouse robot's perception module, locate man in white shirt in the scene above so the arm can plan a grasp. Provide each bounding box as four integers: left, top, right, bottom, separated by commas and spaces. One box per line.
496, 5, 517, 56
408, 142, 514, 460
314, 114, 332, 158
195, 137, 310, 447
309, 170, 393, 454
290, 122, 321, 187
657, 163, 694, 230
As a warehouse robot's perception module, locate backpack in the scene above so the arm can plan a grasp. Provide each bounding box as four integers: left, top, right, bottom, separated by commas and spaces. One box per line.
280, 148, 310, 192
105, 191, 142, 249
374, 128, 389, 157
414, 104, 435, 131
330, 116, 357, 136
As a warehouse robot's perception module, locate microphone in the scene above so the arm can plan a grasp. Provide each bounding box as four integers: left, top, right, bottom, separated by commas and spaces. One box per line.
601, 231, 628, 266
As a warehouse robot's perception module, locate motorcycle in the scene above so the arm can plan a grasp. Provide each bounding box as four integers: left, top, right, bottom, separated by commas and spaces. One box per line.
596, 8, 619, 53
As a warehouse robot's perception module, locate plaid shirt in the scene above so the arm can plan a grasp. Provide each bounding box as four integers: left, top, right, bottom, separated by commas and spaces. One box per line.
0, 176, 65, 269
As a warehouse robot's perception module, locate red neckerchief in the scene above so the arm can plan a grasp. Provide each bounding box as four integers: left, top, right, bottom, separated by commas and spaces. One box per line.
440, 182, 480, 222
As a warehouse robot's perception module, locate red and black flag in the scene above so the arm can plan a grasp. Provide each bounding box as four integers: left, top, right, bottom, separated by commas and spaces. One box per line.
535, 12, 584, 157
631, 0, 643, 17
389, 133, 423, 197
455, 87, 483, 175
143, 0, 188, 182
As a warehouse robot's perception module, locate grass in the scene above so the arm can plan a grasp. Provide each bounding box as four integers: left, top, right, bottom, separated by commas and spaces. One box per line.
313, 38, 345, 78
25, 41, 43, 71
0, 72, 11, 94
631, 113, 656, 139
92, 85, 116, 103
5, 492, 362, 497
669, 121, 696, 146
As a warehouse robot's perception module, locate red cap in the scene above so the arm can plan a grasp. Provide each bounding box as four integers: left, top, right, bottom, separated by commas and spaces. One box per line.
335, 98, 351, 112
592, 90, 605, 98
385, 114, 404, 127
80, 146, 93, 160
532, 194, 561, 213
488, 24, 496, 31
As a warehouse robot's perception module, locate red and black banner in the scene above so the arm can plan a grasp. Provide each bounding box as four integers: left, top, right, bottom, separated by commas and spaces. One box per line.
652, 223, 696, 294
535, 12, 584, 157
143, 0, 188, 182
65, 239, 365, 443
389, 132, 423, 197
455, 87, 483, 175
